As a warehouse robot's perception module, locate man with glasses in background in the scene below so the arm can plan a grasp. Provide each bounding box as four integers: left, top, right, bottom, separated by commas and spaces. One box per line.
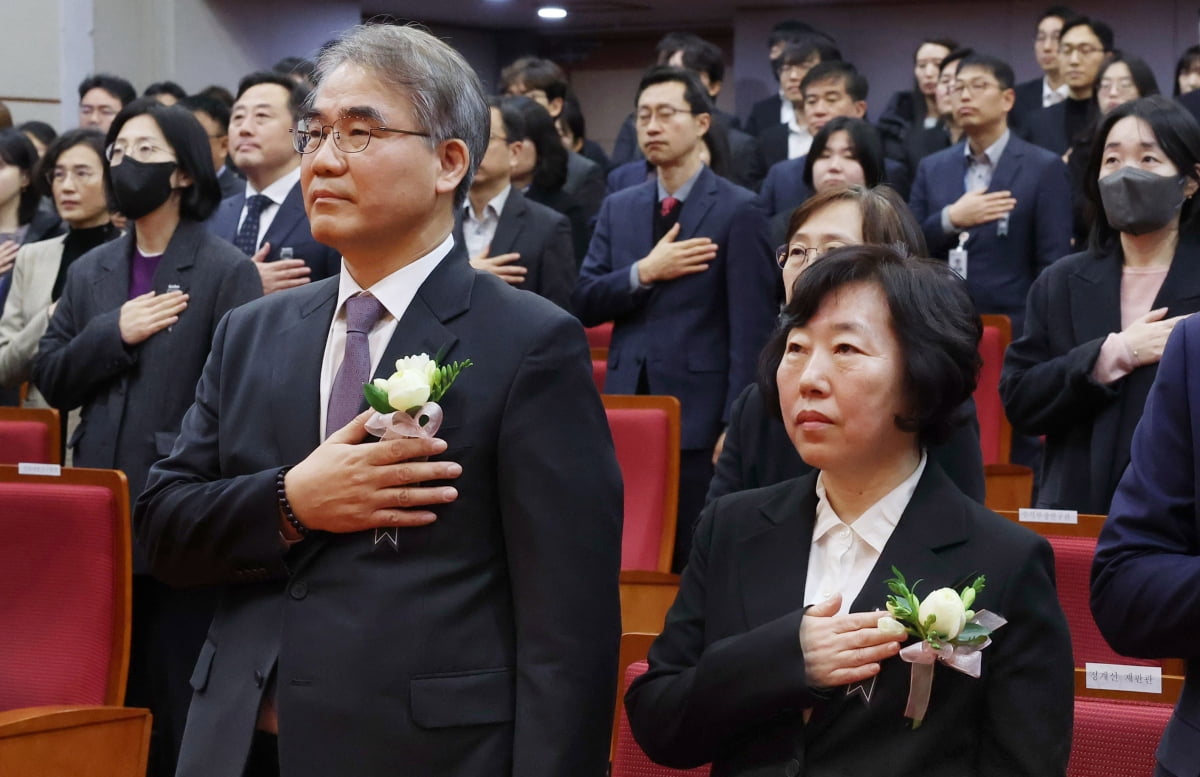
208, 72, 340, 292
1025, 15, 1114, 155
909, 52, 1072, 338
78, 74, 136, 132
1011, 6, 1079, 133
574, 65, 777, 571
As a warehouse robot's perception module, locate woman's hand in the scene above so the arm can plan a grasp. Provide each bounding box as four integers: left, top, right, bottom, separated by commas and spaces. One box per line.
799, 594, 905, 688
1122, 307, 1189, 367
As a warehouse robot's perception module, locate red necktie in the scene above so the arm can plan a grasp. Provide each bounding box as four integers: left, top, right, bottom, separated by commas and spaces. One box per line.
660, 196, 680, 218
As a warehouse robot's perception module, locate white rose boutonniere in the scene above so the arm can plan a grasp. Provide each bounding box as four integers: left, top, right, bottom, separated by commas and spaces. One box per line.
877, 566, 1007, 728
361, 352, 472, 440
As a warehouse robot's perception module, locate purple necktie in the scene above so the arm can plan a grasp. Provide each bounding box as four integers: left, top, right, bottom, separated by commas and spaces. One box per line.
326, 293, 387, 438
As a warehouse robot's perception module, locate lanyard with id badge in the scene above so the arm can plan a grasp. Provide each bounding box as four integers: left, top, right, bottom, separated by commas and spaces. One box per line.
949, 232, 969, 280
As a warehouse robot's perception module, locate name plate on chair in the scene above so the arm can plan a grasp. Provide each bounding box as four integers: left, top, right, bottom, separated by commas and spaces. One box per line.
17, 463, 61, 477
1085, 663, 1162, 694
1018, 508, 1078, 524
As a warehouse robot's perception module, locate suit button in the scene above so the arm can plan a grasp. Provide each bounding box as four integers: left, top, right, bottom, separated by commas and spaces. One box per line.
254, 670, 264, 688
290, 581, 308, 600
785, 758, 801, 777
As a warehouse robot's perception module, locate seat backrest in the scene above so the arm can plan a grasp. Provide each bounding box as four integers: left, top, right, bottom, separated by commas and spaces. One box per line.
975, 315, 1013, 466
586, 322, 614, 351
0, 407, 62, 465
0, 466, 131, 709
604, 395, 681, 573
1069, 697, 1173, 777
593, 359, 608, 393
612, 659, 711, 777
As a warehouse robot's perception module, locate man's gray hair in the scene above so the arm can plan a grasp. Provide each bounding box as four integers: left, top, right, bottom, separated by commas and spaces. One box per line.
315, 23, 488, 208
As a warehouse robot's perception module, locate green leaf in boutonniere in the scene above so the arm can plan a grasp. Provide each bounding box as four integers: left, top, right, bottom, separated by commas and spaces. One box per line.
429, 359, 473, 403
364, 381, 394, 414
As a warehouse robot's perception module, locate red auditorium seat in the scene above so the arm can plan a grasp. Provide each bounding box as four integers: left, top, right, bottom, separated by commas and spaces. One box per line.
976, 315, 1034, 510
0, 407, 62, 465
603, 395, 681, 573
586, 321, 614, 351
1070, 697, 1174, 777
613, 659, 711, 777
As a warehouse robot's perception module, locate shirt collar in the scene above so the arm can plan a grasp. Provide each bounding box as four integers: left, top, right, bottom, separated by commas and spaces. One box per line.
657, 166, 703, 203
812, 452, 928, 554
963, 129, 1011, 167
334, 233, 454, 323
466, 183, 511, 223
244, 165, 301, 205
1043, 77, 1069, 104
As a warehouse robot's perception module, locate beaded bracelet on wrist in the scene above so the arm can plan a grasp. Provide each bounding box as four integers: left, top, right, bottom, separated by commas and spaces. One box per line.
276, 466, 310, 538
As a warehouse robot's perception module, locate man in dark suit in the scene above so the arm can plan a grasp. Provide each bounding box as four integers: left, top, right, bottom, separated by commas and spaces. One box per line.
742, 21, 835, 138
456, 98, 575, 309
759, 62, 913, 216
209, 72, 340, 292
755, 38, 843, 170
609, 34, 766, 190
909, 53, 1073, 337
1023, 16, 1113, 155
1010, 6, 1077, 134
135, 24, 622, 777
182, 93, 243, 200
1092, 315, 1200, 776
573, 66, 777, 569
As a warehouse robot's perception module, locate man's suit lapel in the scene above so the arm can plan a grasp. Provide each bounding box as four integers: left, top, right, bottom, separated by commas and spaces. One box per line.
986, 134, 1025, 197
678, 166, 717, 241
489, 189, 525, 256
269, 280, 338, 459
211, 193, 245, 243
737, 475, 818, 628
628, 181, 657, 266
262, 184, 306, 256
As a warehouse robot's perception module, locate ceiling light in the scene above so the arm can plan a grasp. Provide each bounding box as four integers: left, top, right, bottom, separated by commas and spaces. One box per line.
538, 6, 567, 20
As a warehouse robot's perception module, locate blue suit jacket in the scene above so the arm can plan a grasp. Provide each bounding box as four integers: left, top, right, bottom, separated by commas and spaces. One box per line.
606, 160, 654, 196
757, 155, 911, 218
1092, 314, 1200, 777
908, 134, 1073, 335
572, 165, 778, 450
208, 182, 340, 282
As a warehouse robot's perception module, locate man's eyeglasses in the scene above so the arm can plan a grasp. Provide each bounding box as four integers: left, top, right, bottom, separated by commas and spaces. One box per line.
291, 116, 431, 154
949, 80, 1002, 97
1060, 44, 1103, 58
80, 105, 118, 118
635, 106, 694, 125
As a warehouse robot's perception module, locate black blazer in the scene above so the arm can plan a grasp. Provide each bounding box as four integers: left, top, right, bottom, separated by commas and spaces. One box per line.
744, 94, 784, 139
757, 123, 790, 171
627, 464, 1073, 777
208, 181, 341, 281
1000, 235, 1200, 513
1010, 78, 1046, 135
1023, 101, 1071, 156
135, 246, 623, 777
454, 187, 576, 311
708, 383, 986, 506
32, 220, 262, 567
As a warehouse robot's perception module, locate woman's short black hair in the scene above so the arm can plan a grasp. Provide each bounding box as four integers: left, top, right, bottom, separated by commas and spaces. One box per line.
1084, 95, 1200, 251
33, 127, 107, 198
504, 95, 569, 193
104, 97, 221, 222
759, 244, 981, 448
0, 128, 42, 225
1097, 53, 1160, 102
802, 117, 885, 191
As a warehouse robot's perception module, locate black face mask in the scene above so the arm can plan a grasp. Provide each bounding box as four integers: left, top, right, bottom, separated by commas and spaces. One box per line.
1098, 166, 1187, 236
108, 157, 177, 220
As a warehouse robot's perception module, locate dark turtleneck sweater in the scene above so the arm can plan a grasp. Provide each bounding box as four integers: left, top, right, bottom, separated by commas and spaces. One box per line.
52, 222, 121, 301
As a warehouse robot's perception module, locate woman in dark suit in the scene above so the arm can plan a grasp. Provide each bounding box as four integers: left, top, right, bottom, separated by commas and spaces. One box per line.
627, 245, 1073, 777
1001, 96, 1200, 514
711, 184, 986, 505
32, 98, 261, 777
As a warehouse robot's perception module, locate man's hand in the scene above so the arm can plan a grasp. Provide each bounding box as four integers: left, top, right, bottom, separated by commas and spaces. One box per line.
637, 223, 718, 285
470, 245, 527, 285
119, 290, 189, 345
252, 241, 311, 294
947, 190, 1017, 229
0, 240, 18, 276
283, 410, 462, 533
799, 594, 904, 688
1123, 307, 1190, 368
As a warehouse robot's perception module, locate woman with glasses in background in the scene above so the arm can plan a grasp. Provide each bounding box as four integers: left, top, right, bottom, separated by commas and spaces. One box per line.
0, 129, 118, 425
32, 98, 261, 777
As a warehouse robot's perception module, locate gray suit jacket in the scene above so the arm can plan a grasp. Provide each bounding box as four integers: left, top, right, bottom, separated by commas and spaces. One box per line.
564, 150, 606, 223
32, 219, 261, 567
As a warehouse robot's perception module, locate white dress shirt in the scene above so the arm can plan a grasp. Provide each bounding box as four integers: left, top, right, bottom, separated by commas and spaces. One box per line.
1042, 77, 1069, 108
238, 166, 302, 249
318, 234, 454, 437
463, 184, 511, 259
786, 111, 813, 160
804, 452, 928, 615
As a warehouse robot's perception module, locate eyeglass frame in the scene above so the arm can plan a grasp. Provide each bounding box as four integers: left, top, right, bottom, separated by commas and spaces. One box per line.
290, 116, 432, 155
104, 141, 175, 165
635, 105, 695, 126
776, 243, 837, 269
47, 165, 102, 185
949, 79, 1004, 97
1059, 43, 1104, 58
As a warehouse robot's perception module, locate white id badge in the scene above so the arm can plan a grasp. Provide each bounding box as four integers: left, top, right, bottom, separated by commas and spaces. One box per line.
948, 232, 969, 280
